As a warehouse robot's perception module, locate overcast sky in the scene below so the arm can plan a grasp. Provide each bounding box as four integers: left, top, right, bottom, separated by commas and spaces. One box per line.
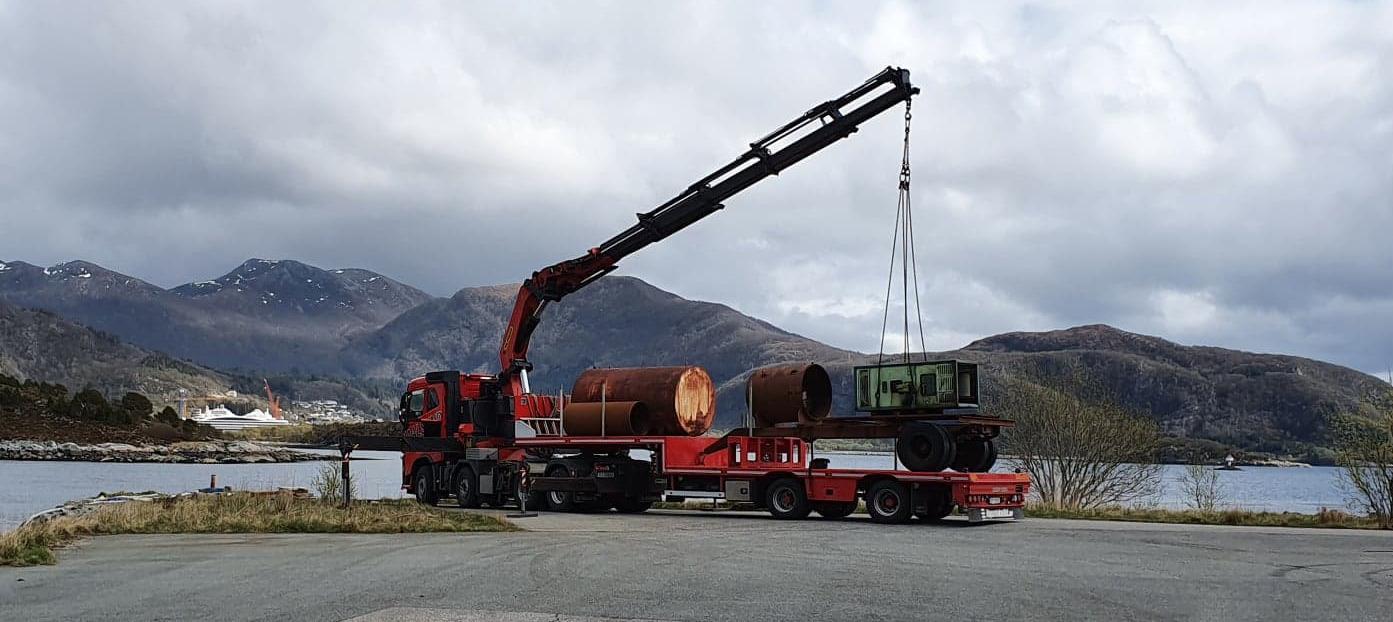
2, 1, 1391, 375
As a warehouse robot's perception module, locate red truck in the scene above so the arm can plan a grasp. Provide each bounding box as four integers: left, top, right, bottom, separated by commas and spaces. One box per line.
344, 66, 1030, 524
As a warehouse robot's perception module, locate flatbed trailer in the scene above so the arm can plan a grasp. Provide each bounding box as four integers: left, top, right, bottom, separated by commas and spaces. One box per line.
347, 429, 1030, 524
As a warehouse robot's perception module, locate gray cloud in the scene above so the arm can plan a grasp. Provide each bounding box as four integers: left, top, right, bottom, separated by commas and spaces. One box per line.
2, 1, 1391, 375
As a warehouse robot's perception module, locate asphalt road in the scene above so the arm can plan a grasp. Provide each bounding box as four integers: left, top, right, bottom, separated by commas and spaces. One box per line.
3, 510, 1391, 622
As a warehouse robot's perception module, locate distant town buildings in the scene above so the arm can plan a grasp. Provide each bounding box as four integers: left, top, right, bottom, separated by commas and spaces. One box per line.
172, 392, 369, 426
290, 399, 367, 425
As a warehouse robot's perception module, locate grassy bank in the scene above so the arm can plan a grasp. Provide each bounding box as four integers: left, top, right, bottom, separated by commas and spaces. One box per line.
1026, 503, 1384, 529
1, 492, 515, 567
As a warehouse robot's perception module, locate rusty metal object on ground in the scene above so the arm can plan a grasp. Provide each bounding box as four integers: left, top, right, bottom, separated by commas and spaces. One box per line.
572, 367, 716, 436
561, 401, 652, 436
747, 362, 833, 427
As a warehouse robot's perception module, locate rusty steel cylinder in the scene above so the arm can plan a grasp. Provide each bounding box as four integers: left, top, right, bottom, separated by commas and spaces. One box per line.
561, 401, 652, 436
571, 366, 716, 436
747, 362, 833, 427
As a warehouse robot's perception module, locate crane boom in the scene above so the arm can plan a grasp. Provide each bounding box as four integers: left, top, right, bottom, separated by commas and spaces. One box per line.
499, 66, 919, 391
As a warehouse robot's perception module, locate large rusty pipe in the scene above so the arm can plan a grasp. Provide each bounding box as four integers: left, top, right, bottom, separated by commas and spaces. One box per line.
562, 401, 652, 436
747, 362, 833, 427
572, 366, 716, 436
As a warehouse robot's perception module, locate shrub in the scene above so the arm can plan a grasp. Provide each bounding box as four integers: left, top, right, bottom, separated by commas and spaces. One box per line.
311, 462, 356, 503
1179, 463, 1226, 511
1331, 400, 1393, 528
1000, 376, 1162, 509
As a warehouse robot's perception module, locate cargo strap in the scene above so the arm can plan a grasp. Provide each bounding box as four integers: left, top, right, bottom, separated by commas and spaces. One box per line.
877, 101, 928, 366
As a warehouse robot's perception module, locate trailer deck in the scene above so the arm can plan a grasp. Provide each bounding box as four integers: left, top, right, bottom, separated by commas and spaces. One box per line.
514, 431, 1030, 523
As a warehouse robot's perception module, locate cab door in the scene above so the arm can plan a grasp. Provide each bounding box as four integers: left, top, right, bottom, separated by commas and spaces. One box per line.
420, 383, 445, 436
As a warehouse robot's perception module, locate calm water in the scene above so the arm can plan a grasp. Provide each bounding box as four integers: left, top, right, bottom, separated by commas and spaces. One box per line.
825, 453, 1350, 515
0, 450, 406, 530
0, 450, 1351, 530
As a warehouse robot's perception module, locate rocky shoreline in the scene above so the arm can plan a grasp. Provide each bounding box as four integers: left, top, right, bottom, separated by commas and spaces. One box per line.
0, 440, 330, 463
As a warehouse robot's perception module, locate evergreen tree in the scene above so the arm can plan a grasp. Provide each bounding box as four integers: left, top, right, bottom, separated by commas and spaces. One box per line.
120, 392, 154, 420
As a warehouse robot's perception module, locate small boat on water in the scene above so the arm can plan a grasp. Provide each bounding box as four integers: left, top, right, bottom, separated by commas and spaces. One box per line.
190, 405, 293, 431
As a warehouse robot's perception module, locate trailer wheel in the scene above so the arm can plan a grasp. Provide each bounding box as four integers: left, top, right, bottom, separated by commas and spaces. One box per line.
895, 422, 956, 472
545, 465, 578, 512
950, 439, 998, 473
916, 485, 954, 522
613, 497, 653, 513
454, 465, 480, 509
866, 480, 912, 524
765, 478, 811, 519
812, 501, 858, 519
413, 465, 439, 506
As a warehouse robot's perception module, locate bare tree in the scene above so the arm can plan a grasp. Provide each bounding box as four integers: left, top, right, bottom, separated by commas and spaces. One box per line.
1331, 398, 1393, 528
1179, 463, 1225, 511
999, 377, 1163, 509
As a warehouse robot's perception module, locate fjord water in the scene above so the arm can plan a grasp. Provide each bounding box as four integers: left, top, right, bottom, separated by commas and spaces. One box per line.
0, 451, 1350, 530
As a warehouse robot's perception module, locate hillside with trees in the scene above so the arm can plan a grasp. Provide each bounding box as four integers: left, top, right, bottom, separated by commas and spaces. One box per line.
5, 258, 1390, 458
0, 374, 218, 444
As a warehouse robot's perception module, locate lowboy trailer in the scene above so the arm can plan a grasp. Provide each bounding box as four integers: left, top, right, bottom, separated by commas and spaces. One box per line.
343, 430, 1030, 524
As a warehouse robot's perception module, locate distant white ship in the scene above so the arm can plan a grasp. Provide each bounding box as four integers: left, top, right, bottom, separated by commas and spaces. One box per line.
190, 405, 293, 431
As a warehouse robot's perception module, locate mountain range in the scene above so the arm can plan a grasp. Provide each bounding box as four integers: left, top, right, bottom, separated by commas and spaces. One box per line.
0, 259, 431, 372
0, 300, 231, 399
2, 257, 1389, 456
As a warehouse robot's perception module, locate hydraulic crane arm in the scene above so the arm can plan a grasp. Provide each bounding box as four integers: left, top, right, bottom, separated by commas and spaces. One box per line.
499, 66, 919, 391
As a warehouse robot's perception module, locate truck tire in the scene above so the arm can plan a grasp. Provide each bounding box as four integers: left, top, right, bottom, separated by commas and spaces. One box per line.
866, 480, 912, 524
950, 439, 998, 472
812, 501, 857, 519
545, 464, 578, 512
454, 465, 480, 509
613, 497, 653, 513
916, 485, 954, 522
765, 478, 811, 520
895, 422, 956, 472
414, 465, 439, 506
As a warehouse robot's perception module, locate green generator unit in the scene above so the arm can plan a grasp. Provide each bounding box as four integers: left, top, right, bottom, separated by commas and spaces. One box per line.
854, 360, 979, 413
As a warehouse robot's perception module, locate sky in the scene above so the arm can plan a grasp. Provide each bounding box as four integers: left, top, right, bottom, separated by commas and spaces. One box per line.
1, 1, 1391, 376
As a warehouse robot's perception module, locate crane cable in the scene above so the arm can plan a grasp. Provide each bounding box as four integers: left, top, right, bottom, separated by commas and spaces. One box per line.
876, 101, 928, 366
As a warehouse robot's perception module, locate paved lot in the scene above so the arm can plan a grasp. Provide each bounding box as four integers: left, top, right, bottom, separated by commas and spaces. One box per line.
3, 510, 1392, 622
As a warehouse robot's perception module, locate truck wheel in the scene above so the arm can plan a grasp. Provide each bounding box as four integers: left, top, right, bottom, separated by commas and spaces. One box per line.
950, 439, 997, 472
454, 465, 480, 509
413, 465, 439, 506
866, 480, 912, 524
916, 485, 954, 522
765, 478, 811, 519
895, 422, 956, 472
812, 501, 857, 519
613, 497, 653, 513
545, 465, 578, 512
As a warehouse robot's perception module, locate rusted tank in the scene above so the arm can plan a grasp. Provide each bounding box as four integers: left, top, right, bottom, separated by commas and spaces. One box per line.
571, 367, 716, 436
747, 362, 832, 427
561, 401, 652, 436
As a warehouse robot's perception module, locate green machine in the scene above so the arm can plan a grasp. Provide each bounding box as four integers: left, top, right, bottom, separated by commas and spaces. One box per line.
854, 360, 979, 413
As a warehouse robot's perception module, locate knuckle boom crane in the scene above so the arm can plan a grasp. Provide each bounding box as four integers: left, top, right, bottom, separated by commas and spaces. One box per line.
350, 66, 1031, 525
499, 67, 918, 396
